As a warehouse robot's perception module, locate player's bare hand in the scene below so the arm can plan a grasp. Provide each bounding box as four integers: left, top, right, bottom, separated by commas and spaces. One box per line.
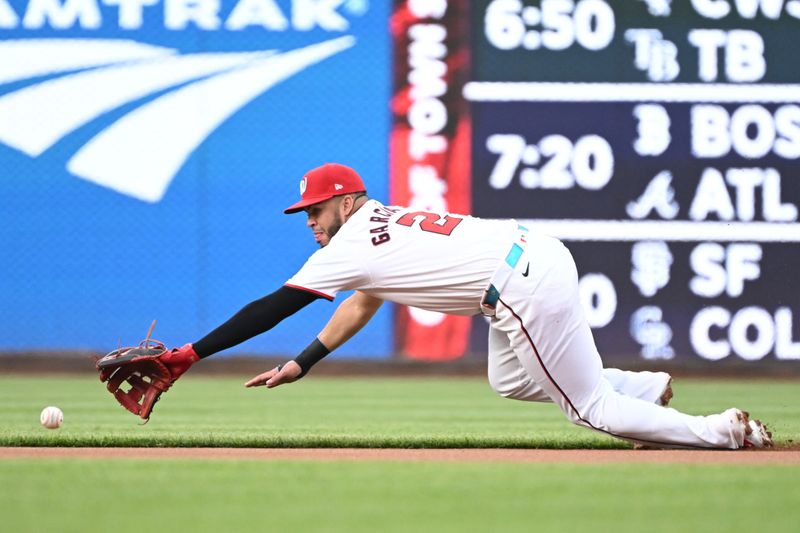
244, 361, 302, 389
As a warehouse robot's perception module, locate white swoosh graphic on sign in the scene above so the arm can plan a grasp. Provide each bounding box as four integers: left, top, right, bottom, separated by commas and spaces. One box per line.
0, 51, 275, 156
68, 36, 355, 203
0, 39, 175, 85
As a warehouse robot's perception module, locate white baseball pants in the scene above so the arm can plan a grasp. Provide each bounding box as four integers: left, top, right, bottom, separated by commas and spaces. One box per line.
486, 234, 743, 449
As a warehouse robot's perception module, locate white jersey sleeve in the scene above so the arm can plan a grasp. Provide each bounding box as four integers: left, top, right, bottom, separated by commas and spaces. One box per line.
285, 244, 368, 301
286, 200, 519, 314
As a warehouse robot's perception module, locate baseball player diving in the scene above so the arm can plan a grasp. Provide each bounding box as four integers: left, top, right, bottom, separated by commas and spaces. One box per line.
97, 163, 773, 449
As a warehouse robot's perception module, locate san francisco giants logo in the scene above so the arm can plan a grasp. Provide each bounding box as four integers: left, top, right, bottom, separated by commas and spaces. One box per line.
395, 211, 464, 236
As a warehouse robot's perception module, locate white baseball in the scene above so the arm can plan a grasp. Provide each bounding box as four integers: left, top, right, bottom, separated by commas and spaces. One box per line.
40, 406, 63, 429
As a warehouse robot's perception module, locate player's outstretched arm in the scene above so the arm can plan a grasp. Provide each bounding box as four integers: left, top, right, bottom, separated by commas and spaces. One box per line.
317, 290, 384, 351
245, 291, 383, 389
98, 286, 322, 418
193, 286, 320, 358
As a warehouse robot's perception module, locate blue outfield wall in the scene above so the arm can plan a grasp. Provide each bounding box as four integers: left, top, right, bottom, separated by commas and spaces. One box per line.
0, 0, 392, 357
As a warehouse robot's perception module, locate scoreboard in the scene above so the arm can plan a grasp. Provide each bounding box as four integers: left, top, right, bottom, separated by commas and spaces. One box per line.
465, 0, 800, 363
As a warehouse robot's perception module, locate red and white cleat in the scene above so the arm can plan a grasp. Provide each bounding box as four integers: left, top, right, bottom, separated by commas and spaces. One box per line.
657, 375, 673, 407
727, 409, 774, 448
744, 418, 774, 448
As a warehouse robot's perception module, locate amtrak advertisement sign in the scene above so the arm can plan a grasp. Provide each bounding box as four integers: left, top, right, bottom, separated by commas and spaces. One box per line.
0, 0, 392, 356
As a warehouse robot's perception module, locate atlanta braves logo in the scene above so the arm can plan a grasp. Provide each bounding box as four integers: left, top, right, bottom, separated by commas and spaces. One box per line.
0, 36, 355, 203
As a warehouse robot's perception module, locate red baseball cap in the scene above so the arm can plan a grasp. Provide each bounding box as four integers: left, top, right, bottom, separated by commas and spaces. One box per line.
284, 163, 367, 214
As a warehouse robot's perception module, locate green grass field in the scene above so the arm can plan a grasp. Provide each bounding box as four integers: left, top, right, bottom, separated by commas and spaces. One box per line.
2, 375, 798, 448
1, 375, 798, 532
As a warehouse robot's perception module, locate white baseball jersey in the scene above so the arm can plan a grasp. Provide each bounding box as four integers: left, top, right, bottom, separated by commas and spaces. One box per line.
287, 201, 752, 450
286, 200, 518, 315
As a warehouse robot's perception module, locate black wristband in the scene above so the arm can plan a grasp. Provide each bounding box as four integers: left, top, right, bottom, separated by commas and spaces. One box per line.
293, 338, 331, 377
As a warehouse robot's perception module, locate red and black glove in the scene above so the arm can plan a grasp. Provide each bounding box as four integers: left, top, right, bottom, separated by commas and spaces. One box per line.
97, 338, 199, 421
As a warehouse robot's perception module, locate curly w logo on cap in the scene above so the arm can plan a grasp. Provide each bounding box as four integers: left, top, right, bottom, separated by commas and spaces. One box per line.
284, 163, 366, 214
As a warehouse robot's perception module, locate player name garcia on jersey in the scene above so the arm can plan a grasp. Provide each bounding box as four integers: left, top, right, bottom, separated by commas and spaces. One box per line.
367, 203, 401, 246
369, 203, 471, 246
287, 199, 517, 315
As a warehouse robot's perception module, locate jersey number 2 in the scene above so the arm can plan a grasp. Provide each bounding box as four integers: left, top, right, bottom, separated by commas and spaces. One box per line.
395, 211, 463, 236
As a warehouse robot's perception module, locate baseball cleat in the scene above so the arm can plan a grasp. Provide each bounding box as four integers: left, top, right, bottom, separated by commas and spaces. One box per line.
727, 408, 774, 449
744, 418, 774, 448
658, 376, 673, 407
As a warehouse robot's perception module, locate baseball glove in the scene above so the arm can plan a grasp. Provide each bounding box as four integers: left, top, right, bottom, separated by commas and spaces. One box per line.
96, 321, 199, 421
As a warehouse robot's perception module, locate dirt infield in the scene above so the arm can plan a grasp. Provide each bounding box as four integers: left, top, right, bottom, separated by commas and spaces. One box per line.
2, 447, 799, 464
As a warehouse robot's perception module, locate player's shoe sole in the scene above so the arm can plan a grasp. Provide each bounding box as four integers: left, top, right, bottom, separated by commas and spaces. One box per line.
632, 375, 675, 450
658, 376, 673, 407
